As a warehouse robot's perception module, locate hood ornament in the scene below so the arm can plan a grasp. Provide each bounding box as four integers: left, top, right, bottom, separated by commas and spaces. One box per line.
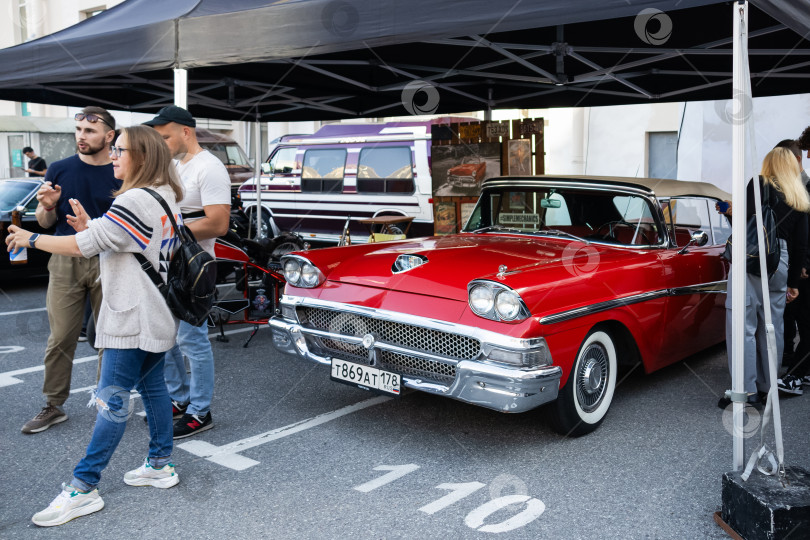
392, 253, 428, 274
498, 264, 507, 277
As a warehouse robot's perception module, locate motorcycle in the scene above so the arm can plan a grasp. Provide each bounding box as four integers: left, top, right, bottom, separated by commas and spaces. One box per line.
210, 200, 305, 347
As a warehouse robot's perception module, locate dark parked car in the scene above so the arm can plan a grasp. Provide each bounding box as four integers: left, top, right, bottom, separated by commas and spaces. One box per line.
0, 178, 53, 276
197, 128, 254, 195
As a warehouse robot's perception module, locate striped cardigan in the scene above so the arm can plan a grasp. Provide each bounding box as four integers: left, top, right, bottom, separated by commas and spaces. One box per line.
75, 184, 183, 352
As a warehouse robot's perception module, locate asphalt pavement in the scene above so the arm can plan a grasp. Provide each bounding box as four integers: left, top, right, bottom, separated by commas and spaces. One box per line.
2, 275, 810, 539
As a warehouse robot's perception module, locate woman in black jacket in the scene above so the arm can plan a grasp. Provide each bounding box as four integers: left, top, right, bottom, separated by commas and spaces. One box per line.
720, 146, 810, 408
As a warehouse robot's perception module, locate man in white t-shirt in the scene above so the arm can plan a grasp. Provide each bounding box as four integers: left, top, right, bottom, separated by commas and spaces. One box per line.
145, 106, 230, 438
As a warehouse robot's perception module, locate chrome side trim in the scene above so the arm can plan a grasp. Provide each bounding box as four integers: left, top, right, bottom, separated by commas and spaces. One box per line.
281, 296, 548, 351
539, 290, 669, 325
668, 280, 728, 295
539, 280, 728, 325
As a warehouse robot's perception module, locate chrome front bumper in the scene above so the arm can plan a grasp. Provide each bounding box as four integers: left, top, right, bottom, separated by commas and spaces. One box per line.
269, 299, 562, 413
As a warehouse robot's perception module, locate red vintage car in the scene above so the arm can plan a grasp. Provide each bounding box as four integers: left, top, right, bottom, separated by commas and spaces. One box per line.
270, 176, 731, 435
448, 156, 486, 187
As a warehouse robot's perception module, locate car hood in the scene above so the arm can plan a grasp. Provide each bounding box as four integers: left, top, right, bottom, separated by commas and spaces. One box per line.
320, 234, 624, 301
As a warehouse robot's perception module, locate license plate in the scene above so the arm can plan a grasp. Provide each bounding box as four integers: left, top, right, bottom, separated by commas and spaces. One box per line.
331, 359, 401, 396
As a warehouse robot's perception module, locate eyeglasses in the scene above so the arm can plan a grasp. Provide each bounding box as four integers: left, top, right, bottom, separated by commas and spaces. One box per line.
75, 113, 115, 130
109, 146, 128, 158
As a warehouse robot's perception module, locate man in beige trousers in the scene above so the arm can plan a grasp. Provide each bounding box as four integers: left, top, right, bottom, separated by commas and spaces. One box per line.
21, 106, 121, 434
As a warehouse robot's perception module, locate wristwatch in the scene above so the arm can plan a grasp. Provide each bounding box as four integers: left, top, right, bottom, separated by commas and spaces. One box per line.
28, 233, 40, 249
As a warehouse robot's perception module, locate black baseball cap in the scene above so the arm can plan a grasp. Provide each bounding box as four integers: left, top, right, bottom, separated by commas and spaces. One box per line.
143, 105, 196, 128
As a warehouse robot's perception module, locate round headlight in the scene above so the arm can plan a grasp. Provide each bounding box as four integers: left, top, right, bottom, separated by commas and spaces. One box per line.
283, 259, 301, 285
469, 284, 495, 315
495, 289, 522, 320
301, 263, 319, 287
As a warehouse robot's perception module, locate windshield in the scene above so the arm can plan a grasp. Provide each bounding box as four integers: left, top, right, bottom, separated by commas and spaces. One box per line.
205, 143, 251, 168
463, 186, 663, 246
0, 180, 37, 212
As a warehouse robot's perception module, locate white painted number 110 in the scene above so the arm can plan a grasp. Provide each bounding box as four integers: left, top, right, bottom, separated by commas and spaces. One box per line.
353, 465, 545, 534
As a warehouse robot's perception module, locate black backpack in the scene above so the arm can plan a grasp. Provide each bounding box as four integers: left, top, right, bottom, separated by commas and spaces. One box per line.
134, 188, 217, 326
722, 176, 781, 277
746, 178, 781, 277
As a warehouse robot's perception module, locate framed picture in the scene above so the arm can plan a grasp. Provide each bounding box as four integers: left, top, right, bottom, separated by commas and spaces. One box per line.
460, 202, 476, 229
431, 142, 502, 198
434, 202, 457, 235
509, 191, 526, 209
508, 139, 532, 175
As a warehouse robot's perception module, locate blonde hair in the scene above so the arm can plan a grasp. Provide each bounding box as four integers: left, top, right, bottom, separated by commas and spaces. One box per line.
114, 125, 184, 201
761, 147, 810, 212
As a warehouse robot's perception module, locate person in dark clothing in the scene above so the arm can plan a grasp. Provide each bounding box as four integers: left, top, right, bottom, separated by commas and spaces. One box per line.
718, 146, 809, 409
20, 107, 121, 435
780, 134, 810, 394
22, 147, 47, 177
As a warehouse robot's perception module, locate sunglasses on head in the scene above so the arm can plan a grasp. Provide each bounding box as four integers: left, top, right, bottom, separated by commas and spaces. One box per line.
74, 113, 114, 130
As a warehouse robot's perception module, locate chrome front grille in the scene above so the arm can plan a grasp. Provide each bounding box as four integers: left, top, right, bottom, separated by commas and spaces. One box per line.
379, 350, 456, 385
298, 306, 480, 384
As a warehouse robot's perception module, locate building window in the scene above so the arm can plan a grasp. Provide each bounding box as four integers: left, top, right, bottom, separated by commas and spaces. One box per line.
647, 131, 678, 179
81, 6, 106, 20
17, 0, 29, 42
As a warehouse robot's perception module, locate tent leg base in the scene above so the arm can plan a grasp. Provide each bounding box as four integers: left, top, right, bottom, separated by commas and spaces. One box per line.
720, 467, 810, 539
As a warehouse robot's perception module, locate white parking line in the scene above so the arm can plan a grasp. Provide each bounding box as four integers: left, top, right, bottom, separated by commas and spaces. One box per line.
0, 354, 97, 388
0, 307, 47, 316
0, 325, 267, 389
178, 395, 390, 471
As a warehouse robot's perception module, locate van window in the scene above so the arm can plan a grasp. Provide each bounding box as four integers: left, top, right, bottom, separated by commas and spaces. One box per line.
357, 147, 414, 194
269, 147, 297, 175
302, 149, 346, 193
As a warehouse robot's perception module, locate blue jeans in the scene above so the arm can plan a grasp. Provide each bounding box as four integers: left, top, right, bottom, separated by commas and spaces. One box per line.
71, 348, 173, 492
164, 320, 214, 416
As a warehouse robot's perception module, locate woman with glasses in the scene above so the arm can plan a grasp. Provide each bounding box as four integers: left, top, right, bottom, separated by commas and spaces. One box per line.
6, 125, 185, 527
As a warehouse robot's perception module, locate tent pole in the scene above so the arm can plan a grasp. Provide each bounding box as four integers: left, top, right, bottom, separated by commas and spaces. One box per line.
254, 116, 263, 238
731, 0, 748, 471
174, 68, 188, 109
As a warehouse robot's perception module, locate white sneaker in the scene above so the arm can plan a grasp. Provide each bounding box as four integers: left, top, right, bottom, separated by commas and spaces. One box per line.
124, 459, 179, 488
32, 484, 104, 527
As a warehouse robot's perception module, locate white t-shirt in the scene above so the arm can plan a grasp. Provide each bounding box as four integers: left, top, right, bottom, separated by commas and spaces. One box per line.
174, 150, 231, 256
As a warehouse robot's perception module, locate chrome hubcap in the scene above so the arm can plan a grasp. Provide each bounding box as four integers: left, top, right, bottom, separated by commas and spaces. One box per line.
575, 343, 609, 413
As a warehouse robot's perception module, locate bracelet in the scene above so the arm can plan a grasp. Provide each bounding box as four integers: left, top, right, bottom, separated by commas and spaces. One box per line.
43, 205, 55, 212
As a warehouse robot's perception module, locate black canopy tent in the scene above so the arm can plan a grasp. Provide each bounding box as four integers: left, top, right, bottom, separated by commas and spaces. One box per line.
0, 0, 808, 475
0, 0, 807, 121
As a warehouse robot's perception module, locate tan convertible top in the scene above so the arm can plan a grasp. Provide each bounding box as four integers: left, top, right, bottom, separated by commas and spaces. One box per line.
498, 175, 732, 201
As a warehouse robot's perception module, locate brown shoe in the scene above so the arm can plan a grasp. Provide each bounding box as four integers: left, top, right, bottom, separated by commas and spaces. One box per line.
21, 405, 68, 434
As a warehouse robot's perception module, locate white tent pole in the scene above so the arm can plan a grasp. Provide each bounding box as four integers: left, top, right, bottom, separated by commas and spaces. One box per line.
731, 1, 748, 471
254, 117, 263, 238
174, 68, 188, 109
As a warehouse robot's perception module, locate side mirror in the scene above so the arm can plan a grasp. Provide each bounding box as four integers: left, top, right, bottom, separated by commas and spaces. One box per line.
678, 230, 709, 254
691, 230, 709, 247
261, 162, 272, 175
14, 205, 27, 216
